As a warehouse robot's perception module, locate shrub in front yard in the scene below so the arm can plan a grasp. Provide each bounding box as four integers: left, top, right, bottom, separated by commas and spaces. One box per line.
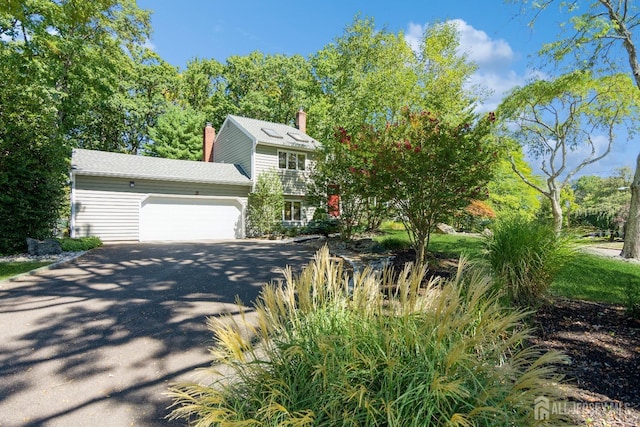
624, 280, 640, 319
168, 246, 569, 426
57, 236, 102, 252
377, 235, 411, 252
483, 216, 573, 308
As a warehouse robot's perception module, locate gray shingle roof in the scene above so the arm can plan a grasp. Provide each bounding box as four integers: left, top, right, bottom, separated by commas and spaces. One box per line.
227, 115, 321, 151
71, 149, 252, 186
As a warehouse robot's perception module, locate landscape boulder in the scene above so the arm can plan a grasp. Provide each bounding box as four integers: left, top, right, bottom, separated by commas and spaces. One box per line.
481, 228, 494, 238
26, 238, 63, 256
434, 223, 456, 235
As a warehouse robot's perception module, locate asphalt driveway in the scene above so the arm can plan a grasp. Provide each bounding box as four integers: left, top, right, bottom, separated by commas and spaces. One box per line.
0, 241, 319, 426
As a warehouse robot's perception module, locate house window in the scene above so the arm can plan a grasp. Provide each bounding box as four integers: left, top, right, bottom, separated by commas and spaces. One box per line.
283, 200, 302, 221
278, 151, 305, 171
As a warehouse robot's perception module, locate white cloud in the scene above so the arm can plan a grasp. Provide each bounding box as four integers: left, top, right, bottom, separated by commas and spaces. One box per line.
404, 22, 424, 53
450, 19, 514, 72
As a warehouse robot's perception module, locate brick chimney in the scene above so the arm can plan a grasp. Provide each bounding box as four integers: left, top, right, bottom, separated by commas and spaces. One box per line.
203, 122, 215, 162
295, 108, 307, 134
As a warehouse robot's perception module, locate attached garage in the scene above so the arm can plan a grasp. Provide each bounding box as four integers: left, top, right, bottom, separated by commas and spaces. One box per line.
70, 149, 252, 242
139, 196, 243, 241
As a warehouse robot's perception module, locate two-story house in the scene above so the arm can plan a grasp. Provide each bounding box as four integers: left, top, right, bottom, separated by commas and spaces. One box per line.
70, 109, 320, 242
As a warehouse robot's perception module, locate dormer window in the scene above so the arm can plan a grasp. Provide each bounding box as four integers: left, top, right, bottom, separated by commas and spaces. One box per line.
278, 150, 305, 171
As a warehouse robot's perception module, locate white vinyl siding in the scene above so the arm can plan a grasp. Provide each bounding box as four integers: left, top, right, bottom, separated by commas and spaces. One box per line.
73, 175, 249, 241
213, 121, 253, 177
255, 144, 313, 197
74, 187, 142, 241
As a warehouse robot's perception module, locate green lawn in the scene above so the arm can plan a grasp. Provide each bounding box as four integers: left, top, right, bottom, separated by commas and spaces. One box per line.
552, 253, 640, 304
375, 228, 640, 306
375, 228, 484, 259
0, 261, 52, 281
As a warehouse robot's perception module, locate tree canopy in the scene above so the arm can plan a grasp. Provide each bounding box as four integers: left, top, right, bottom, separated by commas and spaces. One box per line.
497, 70, 639, 233
516, 0, 640, 255
0, 0, 163, 252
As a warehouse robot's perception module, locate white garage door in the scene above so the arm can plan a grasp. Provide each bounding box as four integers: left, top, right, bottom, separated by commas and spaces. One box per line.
140, 196, 243, 241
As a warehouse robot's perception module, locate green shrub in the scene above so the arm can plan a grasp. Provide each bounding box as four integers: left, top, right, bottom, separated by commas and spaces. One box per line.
168, 246, 569, 426
246, 169, 284, 237
624, 280, 640, 319
288, 226, 301, 237
302, 218, 339, 236
57, 236, 102, 252
377, 236, 410, 252
483, 217, 573, 308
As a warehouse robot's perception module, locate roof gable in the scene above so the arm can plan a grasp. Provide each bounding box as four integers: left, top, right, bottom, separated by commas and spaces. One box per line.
226, 115, 320, 151
71, 149, 252, 186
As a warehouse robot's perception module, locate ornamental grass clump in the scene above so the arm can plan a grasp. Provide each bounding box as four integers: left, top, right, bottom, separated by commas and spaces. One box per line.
168, 246, 570, 426
483, 216, 574, 308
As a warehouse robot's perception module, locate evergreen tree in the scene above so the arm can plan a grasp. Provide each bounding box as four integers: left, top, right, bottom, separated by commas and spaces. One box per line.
146, 106, 207, 160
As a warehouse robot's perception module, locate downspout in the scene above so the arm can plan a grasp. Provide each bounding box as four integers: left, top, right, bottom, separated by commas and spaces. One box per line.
69, 169, 76, 238
251, 137, 257, 191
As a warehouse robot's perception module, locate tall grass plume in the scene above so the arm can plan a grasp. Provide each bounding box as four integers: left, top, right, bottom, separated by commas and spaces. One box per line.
483, 216, 574, 308
168, 245, 570, 426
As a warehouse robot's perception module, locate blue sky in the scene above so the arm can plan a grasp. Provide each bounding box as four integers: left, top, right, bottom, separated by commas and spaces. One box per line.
137, 0, 637, 178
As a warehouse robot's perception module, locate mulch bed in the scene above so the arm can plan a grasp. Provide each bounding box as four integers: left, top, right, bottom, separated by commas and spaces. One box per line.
530, 299, 640, 426
388, 248, 457, 282
389, 248, 640, 426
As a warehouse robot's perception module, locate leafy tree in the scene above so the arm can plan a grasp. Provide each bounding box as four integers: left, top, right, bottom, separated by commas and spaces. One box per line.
487, 149, 541, 220
309, 18, 483, 242
117, 47, 178, 154
246, 169, 284, 237
497, 71, 638, 234
453, 200, 496, 232
224, 52, 319, 127
572, 168, 631, 238
1, 0, 155, 152
308, 128, 372, 240
344, 108, 498, 263
516, 0, 640, 257
146, 105, 207, 160
179, 57, 233, 130
0, 53, 67, 253
0, 0, 162, 252
308, 17, 420, 238
310, 17, 421, 143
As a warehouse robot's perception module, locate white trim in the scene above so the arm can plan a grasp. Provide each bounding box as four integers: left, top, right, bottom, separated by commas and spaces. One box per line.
251, 138, 257, 190
70, 171, 76, 238
277, 149, 306, 171
282, 199, 303, 222
71, 171, 252, 186
257, 140, 317, 152
138, 193, 246, 203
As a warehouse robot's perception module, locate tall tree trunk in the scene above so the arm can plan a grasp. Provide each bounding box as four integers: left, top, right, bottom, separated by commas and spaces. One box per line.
622, 154, 640, 258
550, 192, 564, 235
601, 0, 640, 259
